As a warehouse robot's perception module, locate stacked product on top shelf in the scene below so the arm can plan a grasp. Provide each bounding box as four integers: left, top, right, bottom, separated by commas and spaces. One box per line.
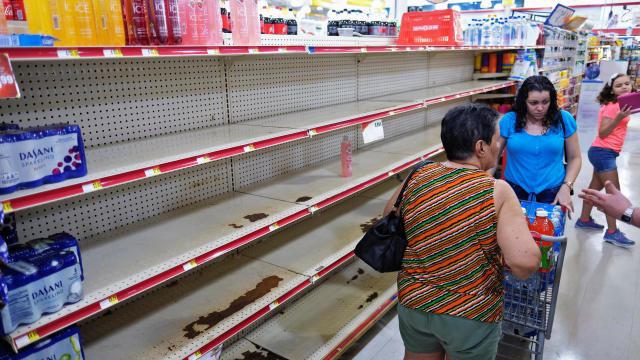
0, 38, 527, 359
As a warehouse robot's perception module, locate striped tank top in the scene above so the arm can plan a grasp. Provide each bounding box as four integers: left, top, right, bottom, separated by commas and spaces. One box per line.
397, 162, 503, 322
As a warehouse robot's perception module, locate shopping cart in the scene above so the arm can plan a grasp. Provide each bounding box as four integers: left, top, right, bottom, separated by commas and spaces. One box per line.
497, 202, 568, 360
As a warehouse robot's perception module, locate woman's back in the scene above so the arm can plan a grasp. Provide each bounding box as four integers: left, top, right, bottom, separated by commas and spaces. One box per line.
399, 162, 503, 322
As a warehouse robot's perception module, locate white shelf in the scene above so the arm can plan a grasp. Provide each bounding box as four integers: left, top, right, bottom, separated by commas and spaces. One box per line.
472, 93, 515, 100
222, 258, 398, 360
8, 124, 442, 346
472, 72, 510, 80
367, 80, 513, 103
81, 189, 392, 359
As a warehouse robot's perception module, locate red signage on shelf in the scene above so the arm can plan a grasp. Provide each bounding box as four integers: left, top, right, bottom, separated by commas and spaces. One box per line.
0, 53, 19, 98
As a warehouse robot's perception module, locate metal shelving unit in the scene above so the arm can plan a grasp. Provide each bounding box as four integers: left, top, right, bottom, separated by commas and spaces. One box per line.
0, 36, 528, 358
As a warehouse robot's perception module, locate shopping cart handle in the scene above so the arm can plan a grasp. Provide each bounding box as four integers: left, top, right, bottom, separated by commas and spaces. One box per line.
531, 231, 567, 243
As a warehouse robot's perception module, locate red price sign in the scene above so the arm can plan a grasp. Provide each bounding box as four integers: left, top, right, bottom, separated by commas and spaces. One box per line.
0, 53, 19, 99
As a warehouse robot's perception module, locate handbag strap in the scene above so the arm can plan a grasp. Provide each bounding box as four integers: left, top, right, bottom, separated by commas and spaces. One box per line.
393, 160, 434, 209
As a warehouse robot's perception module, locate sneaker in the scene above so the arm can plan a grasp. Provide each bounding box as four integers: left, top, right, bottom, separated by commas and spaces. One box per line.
575, 217, 605, 230
603, 229, 635, 248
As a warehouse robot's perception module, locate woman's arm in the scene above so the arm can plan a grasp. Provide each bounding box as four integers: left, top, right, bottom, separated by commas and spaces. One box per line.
599, 104, 632, 138
383, 178, 408, 217
552, 132, 581, 216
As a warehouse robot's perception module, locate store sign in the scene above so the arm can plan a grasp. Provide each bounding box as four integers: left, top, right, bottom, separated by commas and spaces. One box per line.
0, 54, 20, 99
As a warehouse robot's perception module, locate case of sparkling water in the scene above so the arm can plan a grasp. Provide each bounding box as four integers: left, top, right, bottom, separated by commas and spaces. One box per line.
0, 326, 84, 360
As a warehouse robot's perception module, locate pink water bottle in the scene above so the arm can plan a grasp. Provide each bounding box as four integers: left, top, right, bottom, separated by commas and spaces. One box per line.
244, 0, 260, 45
164, 0, 182, 44
147, 0, 169, 44
341, 136, 352, 177
199, 0, 223, 45
178, 0, 197, 45
229, 0, 249, 45
131, 0, 151, 45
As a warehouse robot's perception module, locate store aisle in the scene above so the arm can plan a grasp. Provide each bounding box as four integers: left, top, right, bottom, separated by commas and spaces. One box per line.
341, 114, 640, 360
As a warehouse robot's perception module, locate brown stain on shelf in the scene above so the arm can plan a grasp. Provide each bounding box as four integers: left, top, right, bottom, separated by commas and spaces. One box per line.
295, 196, 312, 202
347, 274, 358, 284
228, 223, 244, 229
366, 292, 378, 303
360, 216, 382, 233
182, 275, 283, 339
358, 305, 363, 309
357, 268, 364, 274
191, 177, 213, 188
244, 213, 268, 222
237, 350, 287, 360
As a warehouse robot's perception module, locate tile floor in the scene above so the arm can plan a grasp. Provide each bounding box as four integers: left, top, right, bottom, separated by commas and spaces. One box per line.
341, 113, 640, 360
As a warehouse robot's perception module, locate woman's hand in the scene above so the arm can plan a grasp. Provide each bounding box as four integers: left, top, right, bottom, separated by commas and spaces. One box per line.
552, 185, 574, 218
615, 104, 632, 122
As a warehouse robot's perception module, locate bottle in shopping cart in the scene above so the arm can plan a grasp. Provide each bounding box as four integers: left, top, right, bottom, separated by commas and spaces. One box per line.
531, 209, 554, 272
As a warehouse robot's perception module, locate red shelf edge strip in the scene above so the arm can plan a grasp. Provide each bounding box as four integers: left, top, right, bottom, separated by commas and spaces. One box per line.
321, 293, 398, 360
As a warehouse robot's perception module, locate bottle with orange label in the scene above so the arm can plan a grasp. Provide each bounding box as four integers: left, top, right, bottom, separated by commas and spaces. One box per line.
23, 0, 76, 45
530, 209, 554, 272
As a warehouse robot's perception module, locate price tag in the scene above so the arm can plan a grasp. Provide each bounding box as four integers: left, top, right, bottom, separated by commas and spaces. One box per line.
2, 201, 12, 213
142, 48, 159, 56
388, 171, 394, 177
144, 167, 161, 177
196, 155, 210, 164
243, 144, 255, 152
248, 48, 259, 54
269, 300, 279, 310
278, 47, 287, 52
390, 47, 397, 52
82, 181, 102, 193
389, 110, 395, 116
15, 330, 39, 348
269, 222, 279, 231
207, 48, 220, 55
188, 351, 202, 360
0, 54, 19, 99
183, 260, 197, 271
99, 295, 119, 309
308, 205, 319, 213
360, 48, 367, 53
310, 274, 320, 283
307, 129, 317, 136
103, 49, 123, 57
57, 49, 79, 58
361, 120, 384, 144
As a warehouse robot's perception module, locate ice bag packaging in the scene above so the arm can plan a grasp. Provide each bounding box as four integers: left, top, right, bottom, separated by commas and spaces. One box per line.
6, 232, 83, 280
0, 124, 87, 195
0, 326, 85, 360
0, 249, 83, 335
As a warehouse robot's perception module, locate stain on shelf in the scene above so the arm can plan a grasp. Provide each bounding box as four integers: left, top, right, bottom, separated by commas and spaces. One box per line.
365, 292, 379, 303
182, 275, 283, 339
244, 213, 268, 222
359, 216, 382, 233
236, 349, 287, 360
229, 223, 244, 229
295, 196, 312, 202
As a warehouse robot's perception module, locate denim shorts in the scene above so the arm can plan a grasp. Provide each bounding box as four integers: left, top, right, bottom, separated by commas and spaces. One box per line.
588, 146, 619, 173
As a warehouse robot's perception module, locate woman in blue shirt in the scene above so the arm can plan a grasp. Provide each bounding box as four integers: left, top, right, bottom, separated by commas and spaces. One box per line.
497, 76, 582, 216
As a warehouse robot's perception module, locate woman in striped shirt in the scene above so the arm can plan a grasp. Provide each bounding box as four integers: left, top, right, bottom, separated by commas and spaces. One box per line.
384, 104, 540, 360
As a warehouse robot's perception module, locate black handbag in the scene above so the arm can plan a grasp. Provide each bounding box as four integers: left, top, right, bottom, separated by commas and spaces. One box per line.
354, 160, 433, 272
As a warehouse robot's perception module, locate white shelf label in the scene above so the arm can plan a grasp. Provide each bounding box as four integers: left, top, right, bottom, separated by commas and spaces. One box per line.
310, 274, 320, 283
196, 155, 210, 164
308, 205, 319, 213
269, 222, 279, 231
278, 47, 287, 52
243, 144, 255, 152
188, 351, 202, 360
144, 167, 161, 177
207, 49, 220, 55
57, 49, 79, 58
183, 260, 197, 271
388, 171, 394, 177
307, 129, 317, 137
142, 48, 159, 56
248, 48, 259, 54
269, 300, 280, 310
15, 331, 38, 348
103, 49, 122, 57
82, 181, 102, 193
99, 295, 119, 309
361, 120, 384, 144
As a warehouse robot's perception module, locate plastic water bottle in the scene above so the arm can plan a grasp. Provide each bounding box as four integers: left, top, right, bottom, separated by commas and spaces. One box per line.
469, 22, 477, 45
491, 20, 502, 46
502, 18, 511, 46
519, 16, 528, 46
475, 23, 482, 46
481, 19, 491, 46
464, 23, 472, 45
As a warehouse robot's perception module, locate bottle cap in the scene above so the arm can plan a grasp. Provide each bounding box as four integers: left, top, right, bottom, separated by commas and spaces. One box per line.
536, 209, 549, 217
521, 207, 527, 214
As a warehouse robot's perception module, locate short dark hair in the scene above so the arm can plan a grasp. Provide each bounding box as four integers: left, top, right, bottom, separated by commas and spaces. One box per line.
597, 73, 630, 105
440, 103, 500, 161
513, 75, 561, 132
